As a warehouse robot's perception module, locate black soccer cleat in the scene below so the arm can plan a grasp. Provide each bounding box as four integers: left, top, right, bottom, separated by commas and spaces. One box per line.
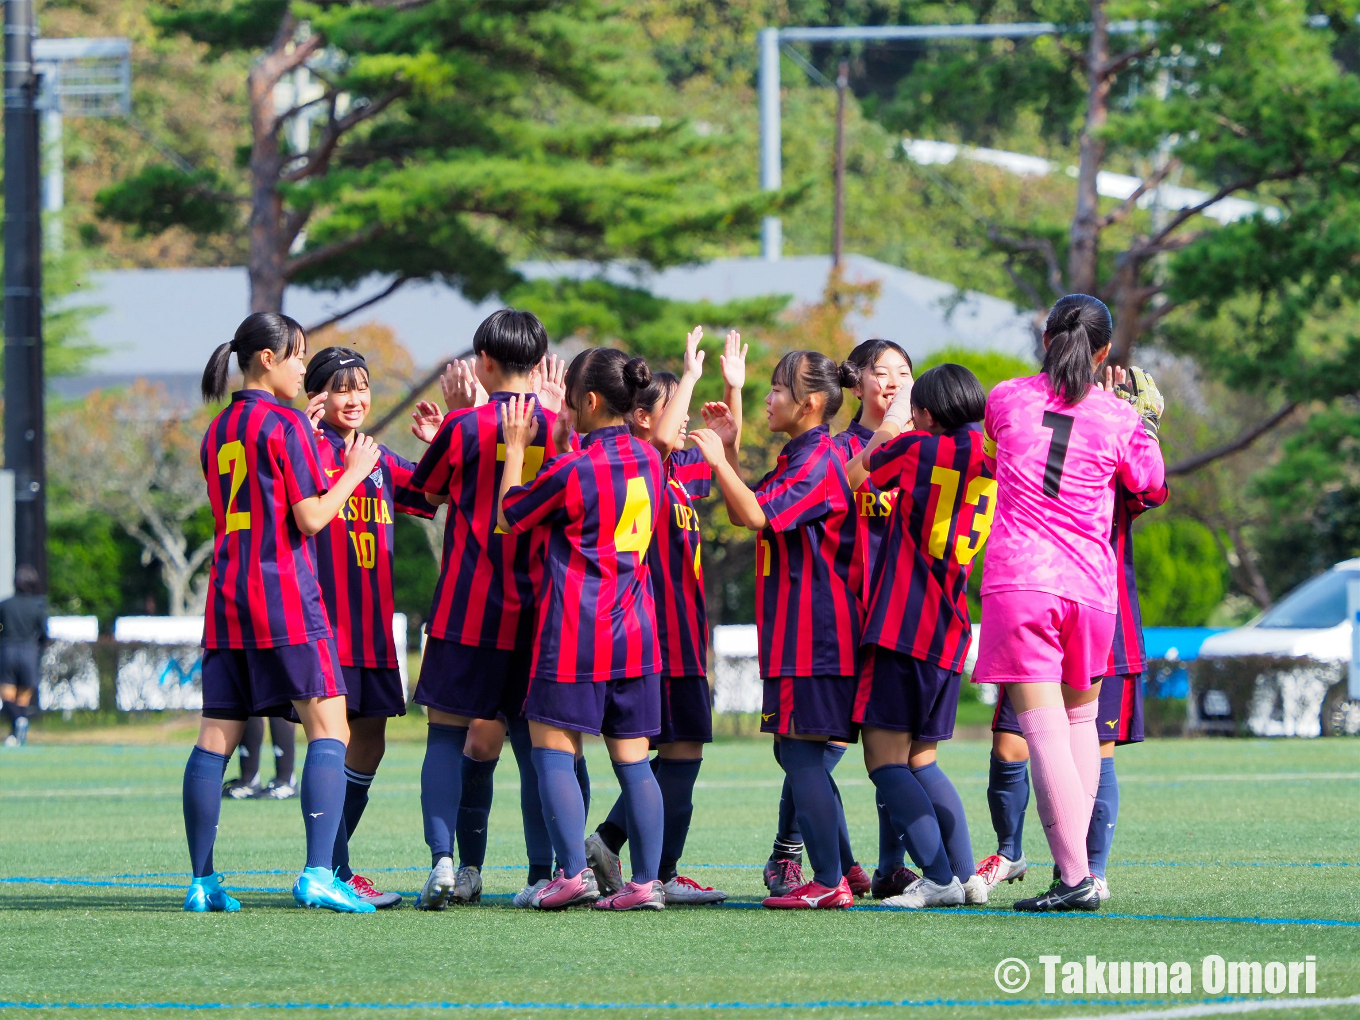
1013, 875, 1101, 912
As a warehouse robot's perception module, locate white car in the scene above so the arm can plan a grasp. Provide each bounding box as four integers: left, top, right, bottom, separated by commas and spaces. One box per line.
1198, 559, 1360, 735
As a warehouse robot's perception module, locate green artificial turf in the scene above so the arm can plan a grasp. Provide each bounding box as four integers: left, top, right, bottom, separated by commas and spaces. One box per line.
1, 735, 1358, 1019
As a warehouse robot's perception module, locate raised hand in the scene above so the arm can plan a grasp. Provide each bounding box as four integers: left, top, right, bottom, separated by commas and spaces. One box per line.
687, 427, 726, 467
410, 400, 445, 444
442, 359, 482, 412
701, 401, 739, 448
683, 326, 706, 381
536, 354, 568, 414
719, 330, 748, 391
1098, 365, 1128, 393
500, 393, 540, 454
304, 391, 328, 435
346, 432, 382, 477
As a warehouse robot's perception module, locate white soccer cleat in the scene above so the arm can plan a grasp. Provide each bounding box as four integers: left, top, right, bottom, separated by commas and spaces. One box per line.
415, 856, 456, 911
975, 852, 1028, 890
882, 876, 965, 909
512, 879, 550, 908
584, 832, 624, 895
962, 874, 990, 904
662, 875, 727, 905
1093, 875, 1111, 901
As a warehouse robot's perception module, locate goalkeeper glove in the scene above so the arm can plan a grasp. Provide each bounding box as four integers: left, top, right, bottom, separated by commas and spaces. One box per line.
882, 379, 915, 431
1114, 366, 1164, 439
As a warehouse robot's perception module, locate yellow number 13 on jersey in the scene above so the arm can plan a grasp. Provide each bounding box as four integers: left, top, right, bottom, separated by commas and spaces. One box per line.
925, 466, 996, 564
217, 440, 251, 534
614, 477, 654, 555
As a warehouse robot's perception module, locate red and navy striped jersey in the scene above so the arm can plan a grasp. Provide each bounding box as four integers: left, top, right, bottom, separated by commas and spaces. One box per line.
861, 425, 995, 672
200, 389, 331, 649
501, 424, 664, 682
833, 420, 899, 599
651, 446, 710, 677
410, 392, 565, 650
314, 421, 436, 669
754, 424, 861, 678
1106, 480, 1169, 676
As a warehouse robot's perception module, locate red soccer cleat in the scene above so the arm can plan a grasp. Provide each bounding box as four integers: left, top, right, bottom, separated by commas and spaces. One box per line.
762, 876, 854, 910
845, 862, 872, 897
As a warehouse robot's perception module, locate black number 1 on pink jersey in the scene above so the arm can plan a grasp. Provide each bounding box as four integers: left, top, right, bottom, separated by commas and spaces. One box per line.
1040, 410, 1075, 497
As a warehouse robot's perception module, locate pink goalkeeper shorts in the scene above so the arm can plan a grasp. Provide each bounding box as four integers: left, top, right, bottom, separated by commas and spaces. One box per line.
972, 590, 1116, 690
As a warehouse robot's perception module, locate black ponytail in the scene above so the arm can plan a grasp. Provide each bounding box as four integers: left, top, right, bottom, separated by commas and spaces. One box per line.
1041, 294, 1112, 405
838, 338, 912, 422
202, 311, 307, 403
565, 347, 654, 417
772, 350, 844, 422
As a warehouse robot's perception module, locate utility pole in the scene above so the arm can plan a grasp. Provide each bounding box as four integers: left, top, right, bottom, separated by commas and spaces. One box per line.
832, 59, 848, 269
4, 0, 46, 588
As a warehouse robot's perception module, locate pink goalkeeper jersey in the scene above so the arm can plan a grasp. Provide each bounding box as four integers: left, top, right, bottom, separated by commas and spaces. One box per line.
980, 374, 1165, 613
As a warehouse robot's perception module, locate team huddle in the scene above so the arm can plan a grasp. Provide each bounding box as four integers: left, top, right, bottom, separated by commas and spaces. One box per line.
181, 292, 1167, 915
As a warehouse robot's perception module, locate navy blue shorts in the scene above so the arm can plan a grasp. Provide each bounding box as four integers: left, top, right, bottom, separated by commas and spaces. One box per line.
853, 646, 961, 741
201, 638, 344, 721
1, 642, 40, 691
991, 674, 1144, 746
524, 674, 661, 739
342, 665, 407, 719
654, 675, 713, 746
414, 637, 531, 720
760, 675, 857, 743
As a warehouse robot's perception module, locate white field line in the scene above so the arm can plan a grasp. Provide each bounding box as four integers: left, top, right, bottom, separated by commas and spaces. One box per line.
1024, 994, 1360, 1020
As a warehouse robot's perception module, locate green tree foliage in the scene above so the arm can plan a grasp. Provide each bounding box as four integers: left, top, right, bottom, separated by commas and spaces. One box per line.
920, 345, 1034, 392
95, 0, 782, 315
1132, 517, 1226, 627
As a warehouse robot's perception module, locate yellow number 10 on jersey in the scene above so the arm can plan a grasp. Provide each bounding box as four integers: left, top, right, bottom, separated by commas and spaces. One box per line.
217, 440, 251, 534
925, 466, 996, 565
614, 477, 653, 554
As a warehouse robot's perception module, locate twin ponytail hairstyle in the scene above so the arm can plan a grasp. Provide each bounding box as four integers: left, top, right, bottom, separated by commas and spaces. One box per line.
838, 338, 912, 422
1042, 294, 1112, 404
565, 347, 654, 417
202, 312, 307, 403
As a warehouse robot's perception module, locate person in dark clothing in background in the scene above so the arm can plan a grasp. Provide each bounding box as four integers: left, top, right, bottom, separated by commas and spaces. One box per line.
222, 717, 298, 800
1, 565, 48, 747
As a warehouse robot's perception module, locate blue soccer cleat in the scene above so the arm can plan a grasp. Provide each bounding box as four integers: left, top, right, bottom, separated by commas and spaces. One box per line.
292, 866, 376, 913
183, 874, 241, 913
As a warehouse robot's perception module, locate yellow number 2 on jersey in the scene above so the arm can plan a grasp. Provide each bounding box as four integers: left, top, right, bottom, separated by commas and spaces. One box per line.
217, 440, 251, 535
614, 476, 654, 555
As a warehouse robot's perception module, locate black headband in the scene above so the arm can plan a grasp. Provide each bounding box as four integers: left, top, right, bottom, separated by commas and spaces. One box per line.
305, 348, 368, 394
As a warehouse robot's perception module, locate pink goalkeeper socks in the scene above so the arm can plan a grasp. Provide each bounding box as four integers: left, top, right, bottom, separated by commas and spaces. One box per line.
1017, 705, 1090, 887
1066, 698, 1102, 811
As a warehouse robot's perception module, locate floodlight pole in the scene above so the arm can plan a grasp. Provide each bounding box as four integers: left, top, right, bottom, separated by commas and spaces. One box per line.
758, 20, 1151, 260
4, 0, 45, 588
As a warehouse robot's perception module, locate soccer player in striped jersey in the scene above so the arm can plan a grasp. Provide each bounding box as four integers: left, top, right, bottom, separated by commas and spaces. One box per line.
301, 346, 438, 909
498, 349, 668, 911
690, 350, 861, 910
406, 309, 570, 911
841, 364, 994, 909
584, 327, 744, 906
185, 312, 381, 914
978, 366, 1168, 903
974, 295, 1165, 913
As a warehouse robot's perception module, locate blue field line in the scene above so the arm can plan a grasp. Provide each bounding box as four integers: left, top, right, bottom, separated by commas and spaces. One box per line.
0, 995, 1278, 1012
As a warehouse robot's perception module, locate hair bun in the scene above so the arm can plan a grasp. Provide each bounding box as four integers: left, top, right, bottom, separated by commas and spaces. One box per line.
838, 360, 861, 389
622, 356, 653, 392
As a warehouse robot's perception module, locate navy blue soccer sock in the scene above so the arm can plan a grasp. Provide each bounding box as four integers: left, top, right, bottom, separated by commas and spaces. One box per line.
507, 717, 553, 884
532, 747, 588, 878
654, 757, 702, 880
987, 755, 1030, 861
183, 746, 229, 878
598, 795, 629, 855
300, 737, 347, 871
1087, 756, 1119, 879
912, 761, 974, 882
576, 754, 590, 819
778, 738, 844, 888
331, 765, 375, 882
236, 716, 265, 785
420, 723, 467, 867
770, 741, 803, 859
456, 755, 498, 869
869, 763, 952, 885
876, 793, 906, 876
613, 758, 663, 885
822, 744, 856, 872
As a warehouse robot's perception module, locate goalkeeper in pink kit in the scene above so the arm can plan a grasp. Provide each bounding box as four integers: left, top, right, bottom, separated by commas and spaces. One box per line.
973, 293, 1165, 912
